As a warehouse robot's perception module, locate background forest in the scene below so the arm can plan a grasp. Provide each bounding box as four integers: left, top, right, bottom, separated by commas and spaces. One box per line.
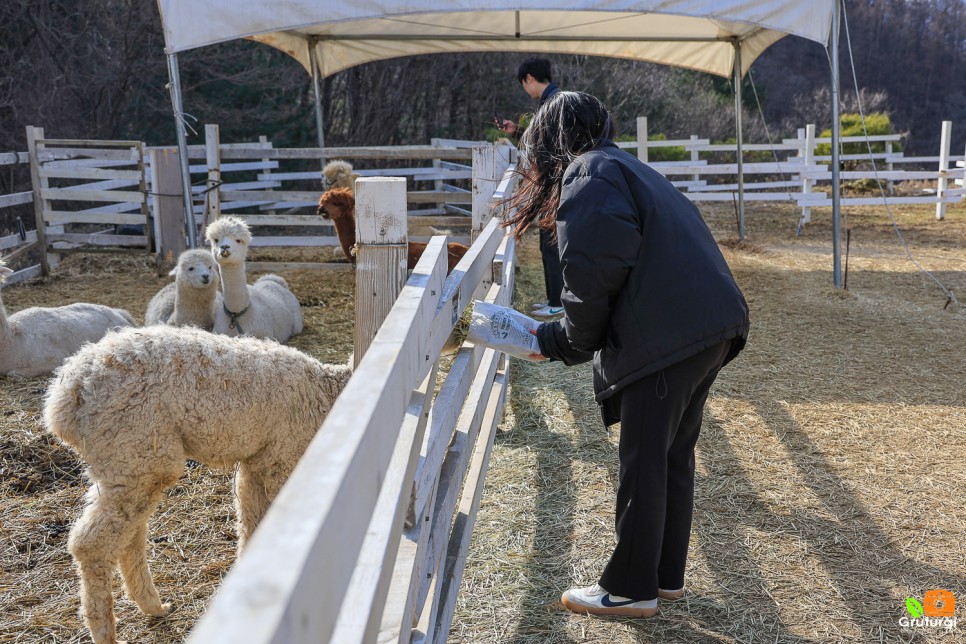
1, 1, 965, 179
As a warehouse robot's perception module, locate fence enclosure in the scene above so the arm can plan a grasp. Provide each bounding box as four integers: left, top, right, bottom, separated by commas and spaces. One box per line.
2, 120, 964, 283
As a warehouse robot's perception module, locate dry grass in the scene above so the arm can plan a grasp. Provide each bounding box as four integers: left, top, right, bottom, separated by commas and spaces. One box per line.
453, 200, 966, 643
1, 199, 965, 642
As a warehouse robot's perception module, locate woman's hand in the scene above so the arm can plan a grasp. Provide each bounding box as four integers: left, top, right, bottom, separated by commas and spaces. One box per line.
528, 328, 546, 361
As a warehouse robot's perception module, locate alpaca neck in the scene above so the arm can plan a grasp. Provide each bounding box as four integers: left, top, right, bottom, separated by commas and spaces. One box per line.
332, 214, 356, 263
0, 295, 8, 339
219, 263, 251, 313
174, 286, 216, 327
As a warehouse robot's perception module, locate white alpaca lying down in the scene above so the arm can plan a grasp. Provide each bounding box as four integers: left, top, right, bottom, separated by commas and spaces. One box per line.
0, 258, 135, 378
44, 325, 352, 644
144, 248, 222, 329
205, 216, 303, 343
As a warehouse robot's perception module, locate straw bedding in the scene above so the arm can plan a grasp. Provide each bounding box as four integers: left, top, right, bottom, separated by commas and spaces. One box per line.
1, 201, 964, 642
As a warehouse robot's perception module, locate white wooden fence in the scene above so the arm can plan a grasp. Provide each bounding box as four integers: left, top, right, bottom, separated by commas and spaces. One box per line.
2, 119, 964, 284
188, 146, 517, 643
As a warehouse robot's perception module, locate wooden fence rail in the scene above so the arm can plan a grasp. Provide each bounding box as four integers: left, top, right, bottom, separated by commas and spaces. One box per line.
1, 120, 964, 283
187, 151, 518, 643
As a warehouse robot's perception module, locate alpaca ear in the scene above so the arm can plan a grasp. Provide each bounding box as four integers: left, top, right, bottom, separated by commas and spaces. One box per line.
168, 266, 178, 276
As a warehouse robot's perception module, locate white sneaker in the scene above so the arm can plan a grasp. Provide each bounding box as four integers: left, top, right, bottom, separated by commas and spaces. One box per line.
560, 583, 657, 617
531, 304, 564, 318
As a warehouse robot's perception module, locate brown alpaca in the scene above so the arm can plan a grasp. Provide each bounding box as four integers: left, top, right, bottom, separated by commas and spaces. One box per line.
317, 188, 469, 272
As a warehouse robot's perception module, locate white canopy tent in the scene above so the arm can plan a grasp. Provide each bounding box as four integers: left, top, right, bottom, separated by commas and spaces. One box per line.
155, 0, 844, 284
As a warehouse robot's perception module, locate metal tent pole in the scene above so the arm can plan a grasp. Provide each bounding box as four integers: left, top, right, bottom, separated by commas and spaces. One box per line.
733, 40, 746, 240
165, 52, 198, 248
310, 42, 326, 153
831, 0, 843, 287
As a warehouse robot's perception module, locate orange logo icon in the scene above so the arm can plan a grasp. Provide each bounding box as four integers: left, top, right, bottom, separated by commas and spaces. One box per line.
923, 590, 955, 618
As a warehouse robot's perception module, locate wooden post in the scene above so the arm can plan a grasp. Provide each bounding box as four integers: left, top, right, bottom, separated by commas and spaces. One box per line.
150, 148, 187, 271
472, 143, 501, 300
885, 139, 895, 196
354, 177, 408, 365
800, 124, 816, 228
205, 124, 222, 228
690, 134, 700, 185
25, 126, 51, 276
936, 120, 951, 221
636, 116, 648, 163
260, 135, 278, 216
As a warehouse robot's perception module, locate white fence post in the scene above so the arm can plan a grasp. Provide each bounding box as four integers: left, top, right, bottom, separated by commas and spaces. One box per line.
25, 126, 52, 275
637, 116, 648, 163
354, 177, 409, 364
690, 134, 700, 185
799, 124, 816, 228
936, 120, 952, 221
472, 143, 502, 299
205, 124, 222, 227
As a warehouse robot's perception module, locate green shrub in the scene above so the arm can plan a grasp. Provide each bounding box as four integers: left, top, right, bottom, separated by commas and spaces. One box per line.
816, 113, 901, 163
615, 132, 688, 162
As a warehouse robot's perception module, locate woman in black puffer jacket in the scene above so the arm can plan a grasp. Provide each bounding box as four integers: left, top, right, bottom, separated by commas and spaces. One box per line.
504, 91, 749, 618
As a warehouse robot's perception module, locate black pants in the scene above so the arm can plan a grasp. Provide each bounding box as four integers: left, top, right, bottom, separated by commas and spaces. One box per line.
539, 228, 564, 307
598, 340, 733, 601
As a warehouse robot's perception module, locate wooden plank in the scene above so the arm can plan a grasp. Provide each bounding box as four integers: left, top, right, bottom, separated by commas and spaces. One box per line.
44, 211, 144, 226
408, 191, 472, 205
35, 146, 140, 161
151, 148, 186, 264
432, 365, 507, 643
355, 178, 409, 363
218, 146, 474, 161
46, 232, 148, 247
419, 345, 501, 643
0, 151, 30, 166
4, 264, 43, 284
26, 126, 51, 275
0, 229, 39, 251
245, 261, 350, 272
38, 166, 143, 181
40, 187, 145, 203
0, 191, 33, 209
248, 236, 340, 247
687, 180, 801, 192
227, 214, 328, 227
0, 240, 39, 262
333, 243, 448, 643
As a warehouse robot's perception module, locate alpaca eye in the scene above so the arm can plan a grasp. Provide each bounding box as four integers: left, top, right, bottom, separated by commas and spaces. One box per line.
188, 267, 195, 271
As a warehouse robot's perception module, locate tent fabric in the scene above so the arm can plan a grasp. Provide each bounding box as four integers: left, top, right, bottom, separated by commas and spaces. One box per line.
156, 1, 836, 78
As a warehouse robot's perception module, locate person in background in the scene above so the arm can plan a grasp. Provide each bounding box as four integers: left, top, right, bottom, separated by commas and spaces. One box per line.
496, 57, 564, 319
505, 91, 749, 618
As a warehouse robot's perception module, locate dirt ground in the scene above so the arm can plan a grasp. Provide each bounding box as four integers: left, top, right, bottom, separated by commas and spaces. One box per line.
2, 199, 965, 642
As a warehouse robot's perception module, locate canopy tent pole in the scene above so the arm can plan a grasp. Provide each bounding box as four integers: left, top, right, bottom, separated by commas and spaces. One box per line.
831, 0, 843, 287
310, 41, 326, 154
733, 40, 746, 240
165, 52, 198, 248
310, 42, 328, 170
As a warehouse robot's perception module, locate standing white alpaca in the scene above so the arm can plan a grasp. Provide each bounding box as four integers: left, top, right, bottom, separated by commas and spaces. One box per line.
205, 216, 303, 342
0, 258, 135, 378
144, 248, 222, 329
44, 325, 353, 644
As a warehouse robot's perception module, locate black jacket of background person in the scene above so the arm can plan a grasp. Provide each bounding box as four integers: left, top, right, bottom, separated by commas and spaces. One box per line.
536, 140, 749, 407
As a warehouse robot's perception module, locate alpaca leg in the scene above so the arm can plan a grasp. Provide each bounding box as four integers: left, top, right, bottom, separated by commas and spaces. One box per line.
117, 514, 172, 617
234, 462, 290, 552
234, 463, 272, 552
68, 486, 138, 644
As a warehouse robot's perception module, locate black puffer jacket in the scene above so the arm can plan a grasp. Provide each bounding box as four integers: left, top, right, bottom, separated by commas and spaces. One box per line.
536, 141, 749, 402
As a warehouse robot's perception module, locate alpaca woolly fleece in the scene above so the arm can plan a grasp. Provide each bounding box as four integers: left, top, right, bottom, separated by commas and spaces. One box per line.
44, 324, 352, 644
321, 159, 359, 192
0, 258, 135, 378
144, 248, 222, 329
205, 216, 303, 342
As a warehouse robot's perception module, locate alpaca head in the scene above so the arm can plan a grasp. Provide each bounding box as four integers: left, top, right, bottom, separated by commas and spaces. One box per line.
205, 216, 252, 266
321, 160, 359, 192
317, 188, 355, 225
171, 248, 220, 290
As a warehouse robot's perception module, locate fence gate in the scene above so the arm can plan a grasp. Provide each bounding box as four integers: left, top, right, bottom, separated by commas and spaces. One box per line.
26, 125, 154, 275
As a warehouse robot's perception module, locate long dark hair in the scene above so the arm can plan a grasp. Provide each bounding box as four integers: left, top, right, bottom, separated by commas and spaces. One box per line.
503, 91, 616, 240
